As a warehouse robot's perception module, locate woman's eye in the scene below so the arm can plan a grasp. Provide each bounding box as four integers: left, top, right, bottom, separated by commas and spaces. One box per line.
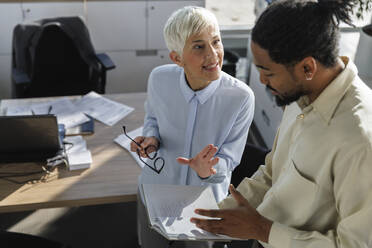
213, 39, 221, 45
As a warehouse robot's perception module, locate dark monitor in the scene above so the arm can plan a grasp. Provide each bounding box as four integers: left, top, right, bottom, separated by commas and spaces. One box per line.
0, 115, 63, 163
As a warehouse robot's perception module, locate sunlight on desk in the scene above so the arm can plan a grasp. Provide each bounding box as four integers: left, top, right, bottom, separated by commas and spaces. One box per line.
0, 93, 146, 213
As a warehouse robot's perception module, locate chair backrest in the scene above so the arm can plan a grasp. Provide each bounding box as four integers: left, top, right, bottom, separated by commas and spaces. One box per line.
12, 16, 105, 98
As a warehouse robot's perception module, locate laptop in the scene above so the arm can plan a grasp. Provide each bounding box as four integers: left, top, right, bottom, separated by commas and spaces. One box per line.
0, 115, 64, 163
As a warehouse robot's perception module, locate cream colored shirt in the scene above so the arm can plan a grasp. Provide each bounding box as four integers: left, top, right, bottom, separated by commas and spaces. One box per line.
219, 57, 372, 248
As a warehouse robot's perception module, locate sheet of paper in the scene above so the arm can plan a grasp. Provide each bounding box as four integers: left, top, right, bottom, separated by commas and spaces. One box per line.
143, 184, 219, 219
143, 184, 228, 240
32, 98, 90, 128
6, 105, 33, 116
74, 91, 134, 126
114, 126, 147, 168
5, 98, 90, 129
64, 135, 87, 153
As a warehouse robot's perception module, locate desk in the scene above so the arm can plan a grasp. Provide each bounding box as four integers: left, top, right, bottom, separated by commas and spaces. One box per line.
0, 93, 146, 213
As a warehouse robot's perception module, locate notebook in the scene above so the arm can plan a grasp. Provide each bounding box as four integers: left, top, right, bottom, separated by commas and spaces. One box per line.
0, 115, 64, 163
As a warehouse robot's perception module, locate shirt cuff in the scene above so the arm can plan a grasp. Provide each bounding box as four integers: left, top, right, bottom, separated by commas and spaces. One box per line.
143, 128, 160, 141
269, 222, 293, 248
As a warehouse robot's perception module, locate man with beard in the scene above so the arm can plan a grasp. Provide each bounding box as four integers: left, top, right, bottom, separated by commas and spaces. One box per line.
189, 0, 372, 248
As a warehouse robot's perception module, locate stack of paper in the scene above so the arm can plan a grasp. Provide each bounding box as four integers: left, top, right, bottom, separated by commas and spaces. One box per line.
142, 184, 238, 241
64, 136, 92, 170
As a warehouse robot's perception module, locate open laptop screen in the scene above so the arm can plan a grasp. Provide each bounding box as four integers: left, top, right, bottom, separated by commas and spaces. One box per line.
0, 115, 63, 163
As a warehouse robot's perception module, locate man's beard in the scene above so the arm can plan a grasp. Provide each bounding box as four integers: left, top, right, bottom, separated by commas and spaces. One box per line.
266, 85, 304, 107
274, 92, 303, 106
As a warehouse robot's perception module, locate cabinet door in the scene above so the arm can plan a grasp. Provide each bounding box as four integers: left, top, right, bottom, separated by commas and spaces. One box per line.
21, 2, 85, 22
147, 1, 204, 50
0, 3, 23, 54
104, 50, 172, 93
87, 1, 147, 51
249, 65, 283, 149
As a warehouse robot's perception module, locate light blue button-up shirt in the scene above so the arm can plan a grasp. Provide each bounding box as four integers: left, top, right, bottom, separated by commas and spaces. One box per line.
139, 64, 255, 202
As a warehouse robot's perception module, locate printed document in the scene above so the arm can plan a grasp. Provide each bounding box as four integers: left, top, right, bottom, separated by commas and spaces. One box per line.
142, 184, 238, 241
114, 126, 147, 168
74, 91, 134, 126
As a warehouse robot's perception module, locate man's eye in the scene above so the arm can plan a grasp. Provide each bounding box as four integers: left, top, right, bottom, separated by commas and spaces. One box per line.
194, 45, 203, 49
265, 73, 274, 77
213, 39, 221, 45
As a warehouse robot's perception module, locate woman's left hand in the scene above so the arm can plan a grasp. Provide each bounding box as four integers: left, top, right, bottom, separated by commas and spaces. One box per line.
176, 144, 219, 178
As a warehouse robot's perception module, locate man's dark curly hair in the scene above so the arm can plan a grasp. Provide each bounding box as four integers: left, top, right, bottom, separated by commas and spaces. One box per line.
252, 0, 357, 68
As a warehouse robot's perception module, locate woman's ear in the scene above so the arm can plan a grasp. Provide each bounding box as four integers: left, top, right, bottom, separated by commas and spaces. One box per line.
169, 51, 183, 66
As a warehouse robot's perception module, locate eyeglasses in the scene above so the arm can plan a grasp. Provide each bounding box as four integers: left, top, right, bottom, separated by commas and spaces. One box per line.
122, 126, 165, 174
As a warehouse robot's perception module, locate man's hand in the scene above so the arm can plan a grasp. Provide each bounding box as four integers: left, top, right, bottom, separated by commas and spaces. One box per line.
190, 184, 273, 243
176, 144, 219, 178
130, 136, 159, 158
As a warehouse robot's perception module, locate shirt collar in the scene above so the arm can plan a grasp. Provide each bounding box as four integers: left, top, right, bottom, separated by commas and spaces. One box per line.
297, 57, 357, 124
179, 68, 221, 104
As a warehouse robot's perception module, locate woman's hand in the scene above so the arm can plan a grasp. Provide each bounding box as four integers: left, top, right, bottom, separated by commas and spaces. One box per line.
176, 144, 219, 178
130, 136, 159, 158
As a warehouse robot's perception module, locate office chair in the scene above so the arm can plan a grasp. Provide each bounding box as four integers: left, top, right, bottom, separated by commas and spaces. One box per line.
11, 16, 115, 98
362, 24, 372, 36
222, 49, 240, 77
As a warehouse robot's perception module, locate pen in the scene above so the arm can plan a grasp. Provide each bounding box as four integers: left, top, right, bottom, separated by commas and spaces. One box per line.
48, 106, 53, 114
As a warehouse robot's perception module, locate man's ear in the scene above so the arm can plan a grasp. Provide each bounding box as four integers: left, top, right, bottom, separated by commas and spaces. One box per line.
169, 51, 183, 66
298, 57, 317, 81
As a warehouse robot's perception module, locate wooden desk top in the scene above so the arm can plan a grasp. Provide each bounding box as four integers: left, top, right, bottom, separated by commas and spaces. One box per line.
0, 92, 146, 213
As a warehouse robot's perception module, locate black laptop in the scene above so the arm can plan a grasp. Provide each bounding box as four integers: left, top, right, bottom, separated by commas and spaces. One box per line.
0, 115, 64, 163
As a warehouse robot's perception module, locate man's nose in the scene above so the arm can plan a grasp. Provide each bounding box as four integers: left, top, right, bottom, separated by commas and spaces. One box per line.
259, 72, 269, 85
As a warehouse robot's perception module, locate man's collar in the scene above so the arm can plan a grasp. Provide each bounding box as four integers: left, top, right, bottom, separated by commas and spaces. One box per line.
179, 70, 221, 104
298, 57, 357, 124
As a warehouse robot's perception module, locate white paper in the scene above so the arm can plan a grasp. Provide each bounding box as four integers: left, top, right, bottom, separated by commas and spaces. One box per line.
64, 135, 92, 170
6, 105, 33, 116
114, 126, 148, 168
5, 98, 90, 129
67, 150, 92, 170
32, 98, 90, 128
74, 91, 134, 126
64, 136, 87, 153
142, 184, 232, 240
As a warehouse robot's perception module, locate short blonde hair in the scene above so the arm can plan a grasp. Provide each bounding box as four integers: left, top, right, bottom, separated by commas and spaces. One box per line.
163, 6, 220, 56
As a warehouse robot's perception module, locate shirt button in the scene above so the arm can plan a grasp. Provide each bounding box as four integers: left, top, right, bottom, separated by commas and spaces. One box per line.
297, 114, 304, 120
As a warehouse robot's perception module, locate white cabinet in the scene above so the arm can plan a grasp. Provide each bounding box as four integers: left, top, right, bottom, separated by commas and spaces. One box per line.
105, 50, 171, 93
87, 0, 205, 93
0, 3, 23, 55
249, 65, 283, 149
21, 2, 85, 22
86, 1, 147, 51
147, 1, 203, 49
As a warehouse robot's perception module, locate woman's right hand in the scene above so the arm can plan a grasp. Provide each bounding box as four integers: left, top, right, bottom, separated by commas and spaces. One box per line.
130, 136, 159, 158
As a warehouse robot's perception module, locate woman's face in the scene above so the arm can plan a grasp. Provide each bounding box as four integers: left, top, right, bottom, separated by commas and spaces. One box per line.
174, 25, 224, 90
